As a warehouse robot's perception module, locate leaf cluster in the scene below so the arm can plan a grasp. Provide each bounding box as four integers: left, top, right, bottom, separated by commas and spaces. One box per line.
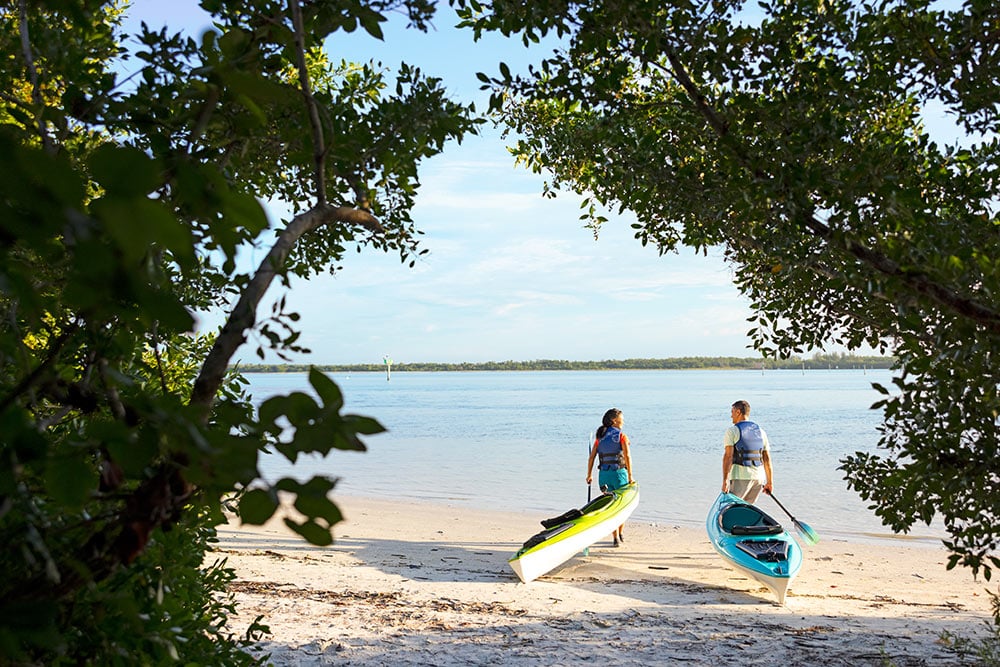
1, 0, 474, 662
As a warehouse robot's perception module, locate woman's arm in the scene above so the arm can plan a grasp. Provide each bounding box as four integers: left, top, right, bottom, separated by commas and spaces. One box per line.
622, 434, 634, 484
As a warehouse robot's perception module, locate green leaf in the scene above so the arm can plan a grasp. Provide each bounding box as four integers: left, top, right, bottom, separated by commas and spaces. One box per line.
14, 138, 87, 206
219, 189, 269, 236
342, 414, 386, 436
283, 392, 320, 426
239, 488, 278, 525
88, 145, 162, 197
257, 395, 286, 429
357, 8, 385, 40
217, 26, 251, 59
45, 454, 97, 508
0, 408, 48, 464
102, 424, 158, 477
308, 368, 343, 410
258, 391, 321, 430
293, 494, 343, 526
283, 518, 333, 546
94, 197, 195, 265
0, 599, 60, 654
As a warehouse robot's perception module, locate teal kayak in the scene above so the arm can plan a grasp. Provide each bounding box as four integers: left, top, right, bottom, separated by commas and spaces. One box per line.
706, 492, 802, 604
509, 482, 639, 583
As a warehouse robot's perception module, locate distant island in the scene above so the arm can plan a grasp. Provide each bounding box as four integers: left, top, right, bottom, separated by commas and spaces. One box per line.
236, 353, 894, 373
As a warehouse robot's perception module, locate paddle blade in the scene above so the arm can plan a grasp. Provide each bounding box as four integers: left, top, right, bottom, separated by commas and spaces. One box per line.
794, 519, 820, 545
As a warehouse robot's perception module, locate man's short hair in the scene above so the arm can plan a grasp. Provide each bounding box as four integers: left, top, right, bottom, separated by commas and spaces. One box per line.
731, 400, 750, 416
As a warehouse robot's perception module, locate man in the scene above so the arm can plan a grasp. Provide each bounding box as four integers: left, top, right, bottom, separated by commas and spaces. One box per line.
721, 400, 773, 503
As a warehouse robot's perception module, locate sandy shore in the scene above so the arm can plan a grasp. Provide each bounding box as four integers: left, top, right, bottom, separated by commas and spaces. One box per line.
214, 495, 995, 666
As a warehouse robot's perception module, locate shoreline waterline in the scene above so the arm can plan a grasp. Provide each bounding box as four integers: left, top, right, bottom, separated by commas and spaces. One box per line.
315, 490, 948, 550
246, 368, 949, 550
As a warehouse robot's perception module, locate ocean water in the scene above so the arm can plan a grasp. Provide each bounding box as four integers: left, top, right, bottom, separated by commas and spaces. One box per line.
245, 368, 945, 546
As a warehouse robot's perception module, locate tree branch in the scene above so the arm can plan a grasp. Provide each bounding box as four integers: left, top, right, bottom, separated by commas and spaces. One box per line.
0, 321, 79, 416
288, 0, 328, 205
190, 204, 380, 411
659, 47, 730, 140
801, 214, 1000, 333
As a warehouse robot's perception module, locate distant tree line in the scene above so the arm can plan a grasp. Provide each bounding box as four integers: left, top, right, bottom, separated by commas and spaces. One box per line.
237, 353, 895, 373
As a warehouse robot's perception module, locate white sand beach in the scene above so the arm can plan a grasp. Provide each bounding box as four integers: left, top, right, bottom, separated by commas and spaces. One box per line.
215, 495, 996, 666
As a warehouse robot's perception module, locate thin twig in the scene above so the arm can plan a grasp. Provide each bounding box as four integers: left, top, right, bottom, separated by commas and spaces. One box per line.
98, 358, 127, 422
18, 0, 54, 154
288, 0, 328, 205
0, 322, 79, 416
151, 322, 170, 395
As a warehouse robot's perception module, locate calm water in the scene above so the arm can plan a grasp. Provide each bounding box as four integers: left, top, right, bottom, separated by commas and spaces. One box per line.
245, 368, 945, 546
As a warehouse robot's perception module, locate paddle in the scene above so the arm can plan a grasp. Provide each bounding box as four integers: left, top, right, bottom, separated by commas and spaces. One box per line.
765, 490, 821, 545
583, 434, 593, 556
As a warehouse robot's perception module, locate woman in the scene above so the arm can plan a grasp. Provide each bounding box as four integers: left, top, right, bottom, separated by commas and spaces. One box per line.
586, 408, 635, 546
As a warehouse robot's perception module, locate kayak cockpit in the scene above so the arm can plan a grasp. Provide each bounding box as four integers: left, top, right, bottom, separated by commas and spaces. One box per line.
718, 503, 785, 536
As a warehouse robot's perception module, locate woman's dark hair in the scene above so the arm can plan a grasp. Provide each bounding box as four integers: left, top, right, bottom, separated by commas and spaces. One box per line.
596, 408, 622, 439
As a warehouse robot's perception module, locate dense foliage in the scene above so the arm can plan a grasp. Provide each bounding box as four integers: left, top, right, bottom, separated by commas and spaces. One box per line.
1, 0, 476, 662
455, 0, 1000, 580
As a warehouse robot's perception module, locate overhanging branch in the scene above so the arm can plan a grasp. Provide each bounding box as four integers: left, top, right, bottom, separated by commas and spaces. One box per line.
190, 204, 380, 411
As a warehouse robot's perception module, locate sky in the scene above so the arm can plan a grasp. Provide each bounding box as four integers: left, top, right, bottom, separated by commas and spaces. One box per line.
119, 2, 836, 365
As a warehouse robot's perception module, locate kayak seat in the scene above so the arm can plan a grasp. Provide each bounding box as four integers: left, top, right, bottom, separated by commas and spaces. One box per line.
735, 539, 790, 562
731, 524, 784, 535
540, 491, 616, 529
719, 504, 784, 535
541, 508, 584, 529
521, 523, 573, 551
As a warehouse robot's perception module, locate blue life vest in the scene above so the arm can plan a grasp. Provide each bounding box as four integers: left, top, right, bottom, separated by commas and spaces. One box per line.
733, 421, 765, 467
597, 427, 625, 471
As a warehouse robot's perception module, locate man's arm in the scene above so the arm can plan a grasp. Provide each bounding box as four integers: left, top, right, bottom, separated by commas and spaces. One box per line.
722, 446, 733, 493
762, 449, 773, 494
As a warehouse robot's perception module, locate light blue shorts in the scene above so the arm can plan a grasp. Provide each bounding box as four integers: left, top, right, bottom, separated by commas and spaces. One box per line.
599, 468, 629, 492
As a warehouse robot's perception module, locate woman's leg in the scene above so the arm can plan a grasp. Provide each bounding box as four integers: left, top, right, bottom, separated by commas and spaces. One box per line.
615, 470, 628, 543
599, 469, 630, 546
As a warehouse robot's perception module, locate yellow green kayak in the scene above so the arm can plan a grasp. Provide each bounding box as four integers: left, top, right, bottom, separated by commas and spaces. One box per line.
509, 482, 639, 583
